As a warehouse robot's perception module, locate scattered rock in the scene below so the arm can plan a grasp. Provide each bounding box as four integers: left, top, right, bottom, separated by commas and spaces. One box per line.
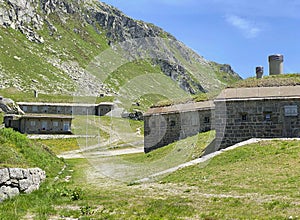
13, 56, 21, 61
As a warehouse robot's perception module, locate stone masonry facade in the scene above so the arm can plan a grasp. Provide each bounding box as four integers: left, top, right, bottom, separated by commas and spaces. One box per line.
144, 86, 300, 153
214, 98, 300, 150
214, 86, 300, 150
144, 101, 214, 153
0, 168, 46, 202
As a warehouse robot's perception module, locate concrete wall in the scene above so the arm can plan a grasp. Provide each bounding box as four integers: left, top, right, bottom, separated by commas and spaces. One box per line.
215, 98, 300, 150
19, 118, 72, 134
0, 168, 46, 202
18, 103, 113, 116
19, 104, 96, 115
96, 104, 113, 116
144, 109, 214, 153
4, 116, 73, 134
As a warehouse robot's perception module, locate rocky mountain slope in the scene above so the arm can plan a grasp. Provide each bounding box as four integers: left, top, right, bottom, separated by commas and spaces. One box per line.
0, 0, 241, 98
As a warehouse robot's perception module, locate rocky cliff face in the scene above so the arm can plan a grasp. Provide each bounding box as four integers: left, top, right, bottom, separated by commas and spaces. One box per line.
0, 0, 241, 96
0, 0, 169, 44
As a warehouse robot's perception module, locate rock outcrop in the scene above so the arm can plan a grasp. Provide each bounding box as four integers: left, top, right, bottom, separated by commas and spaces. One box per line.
0, 97, 24, 114
0, 0, 241, 96
0, 167, 46, 202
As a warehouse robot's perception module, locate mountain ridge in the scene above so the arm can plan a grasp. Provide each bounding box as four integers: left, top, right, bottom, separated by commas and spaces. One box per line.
0, 0, 241, 100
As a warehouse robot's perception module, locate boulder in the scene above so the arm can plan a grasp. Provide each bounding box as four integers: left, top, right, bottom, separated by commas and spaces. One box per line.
0, 98, 24, 114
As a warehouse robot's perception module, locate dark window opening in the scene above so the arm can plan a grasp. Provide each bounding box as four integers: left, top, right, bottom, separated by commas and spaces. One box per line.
204, 117, 210, 123
264, 112, 271, 121
241, 113, 247, 121
170, 121, 176, 127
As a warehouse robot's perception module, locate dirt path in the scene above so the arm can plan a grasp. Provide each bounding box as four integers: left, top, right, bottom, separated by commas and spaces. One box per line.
136, 137, 300, 183
58, 143, 144, 159
60, 137, 300, 183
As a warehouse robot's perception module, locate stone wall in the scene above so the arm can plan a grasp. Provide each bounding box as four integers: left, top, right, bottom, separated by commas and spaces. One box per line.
0, 168, 46, 202
144, 109, 214, 153
214, 98, 300, 150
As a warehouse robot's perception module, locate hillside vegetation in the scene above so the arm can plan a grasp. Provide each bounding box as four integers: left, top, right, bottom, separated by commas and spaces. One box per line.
229, 73, 300, 88
163, 140, 300, 219
1, 131, 300, 219
0, 128, 63, 175
0, 0, 241, 109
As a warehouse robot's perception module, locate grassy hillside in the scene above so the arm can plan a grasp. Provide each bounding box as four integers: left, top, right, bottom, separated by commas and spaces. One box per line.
229, 73, 300, 88
121, 131, 215, 164
162, 140, 300, 219
0, 87, 114, 103
0, 128, 63, 175
0, 0, 242, 108
2, 131, 299, 219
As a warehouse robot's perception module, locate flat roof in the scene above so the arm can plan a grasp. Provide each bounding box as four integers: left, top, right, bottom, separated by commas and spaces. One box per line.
215, 86, 300, 101
16, 102, 114, 107
5, 114, 73, 119
144, 101, 215, 116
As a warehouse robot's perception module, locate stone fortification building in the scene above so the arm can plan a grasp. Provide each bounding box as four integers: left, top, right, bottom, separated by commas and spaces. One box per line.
4, 114, 73, 134
144, 101, 214, 153
214, 86, 300, 150
17, 102, 114, 116
3, 102, 114, 135
144, 85, 300, 153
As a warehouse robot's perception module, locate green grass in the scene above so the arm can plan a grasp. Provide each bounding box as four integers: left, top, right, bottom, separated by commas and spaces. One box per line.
162, 140, 300, 219
0, 128, 63, 174
71, 115, 144, 150
121, 131, 215, 164
229, 73, 300, 88
33, 115, 144, 155
0, 27, 75, 93
2, 134, 300, 219
34, 138, 81, 155
104, 60, 163, 91
0, 87, 114, 103
0, 112, 3, 124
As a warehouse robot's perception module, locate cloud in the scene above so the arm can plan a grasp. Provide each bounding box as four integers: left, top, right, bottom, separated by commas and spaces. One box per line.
225, 15, 261, 38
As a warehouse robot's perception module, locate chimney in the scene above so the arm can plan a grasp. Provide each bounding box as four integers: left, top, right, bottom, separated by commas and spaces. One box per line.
268, 54, 283, 75
256, 66, 263, 79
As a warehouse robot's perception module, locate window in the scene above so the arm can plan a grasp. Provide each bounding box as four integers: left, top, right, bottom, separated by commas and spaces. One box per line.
204, 117, 210, 124
284, 105, 298, 117
42, 121, 48, 130
22, 106, 28, 112
264, 112, 271, 121
42, 106, 48, 113
170, 120, 176, 127
241, 113, 247, 121
63, 122, 70, 131
32, 106, 38, 112
30, 121, 36, 126
53, 121, 59, 127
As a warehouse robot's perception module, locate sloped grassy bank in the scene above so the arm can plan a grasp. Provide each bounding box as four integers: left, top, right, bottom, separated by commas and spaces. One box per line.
1, 127, 300, 219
